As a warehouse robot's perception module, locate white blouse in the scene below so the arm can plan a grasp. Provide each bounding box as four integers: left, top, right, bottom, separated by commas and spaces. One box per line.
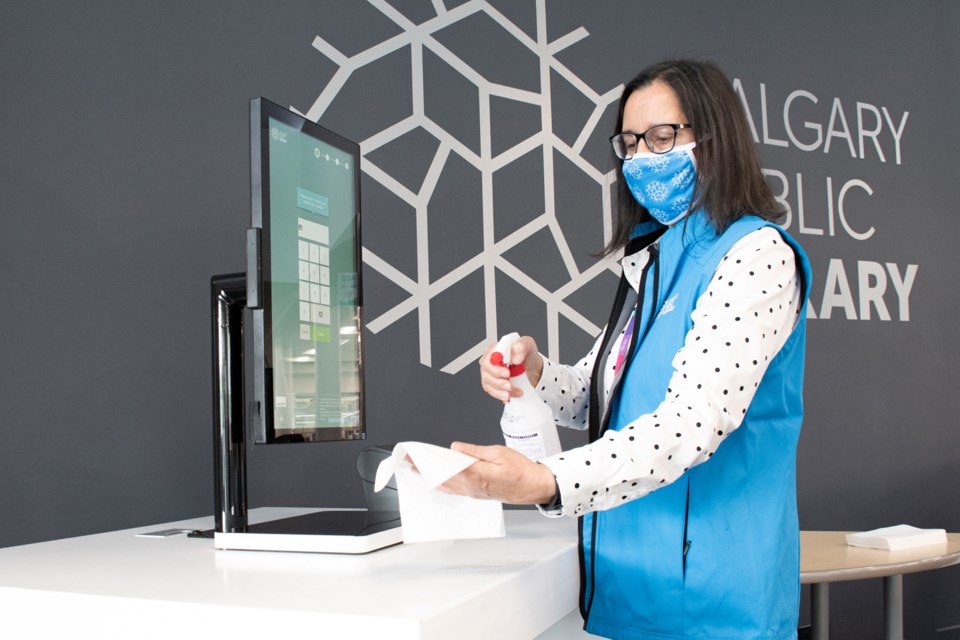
537, 226, 802, 517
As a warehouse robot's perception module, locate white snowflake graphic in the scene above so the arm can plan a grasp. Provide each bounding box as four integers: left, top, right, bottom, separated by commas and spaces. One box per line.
646, 181, 669, 203
672, 166, 692, 188
645, 154, 670, 173
629, 183, 647, 205
297, 1, 623, 374
623, 161, 644, 180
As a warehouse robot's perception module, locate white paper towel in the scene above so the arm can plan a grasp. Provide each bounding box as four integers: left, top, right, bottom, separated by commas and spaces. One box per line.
374, 441, 505, 544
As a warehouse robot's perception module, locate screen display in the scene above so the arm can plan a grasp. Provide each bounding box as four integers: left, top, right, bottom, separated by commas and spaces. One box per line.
250, 98, 364, 443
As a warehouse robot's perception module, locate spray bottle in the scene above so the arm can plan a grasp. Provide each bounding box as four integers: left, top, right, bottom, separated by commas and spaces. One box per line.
491, 332, 561, 461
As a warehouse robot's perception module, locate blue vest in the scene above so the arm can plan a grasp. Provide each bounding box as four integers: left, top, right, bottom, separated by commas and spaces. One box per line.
581, 213, 811, 640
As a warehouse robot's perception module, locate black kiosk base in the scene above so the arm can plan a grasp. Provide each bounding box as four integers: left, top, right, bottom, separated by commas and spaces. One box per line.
197, 273, 401, 554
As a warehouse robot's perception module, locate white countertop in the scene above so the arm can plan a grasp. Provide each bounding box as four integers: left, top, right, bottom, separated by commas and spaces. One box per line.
0, 507, 580, 639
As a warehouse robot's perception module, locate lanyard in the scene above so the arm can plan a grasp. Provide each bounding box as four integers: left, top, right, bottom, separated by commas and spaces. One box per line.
613, 310, 637, 375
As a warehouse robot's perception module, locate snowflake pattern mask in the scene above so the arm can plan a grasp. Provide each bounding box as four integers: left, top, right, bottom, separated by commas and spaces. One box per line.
621, 142, 697, 225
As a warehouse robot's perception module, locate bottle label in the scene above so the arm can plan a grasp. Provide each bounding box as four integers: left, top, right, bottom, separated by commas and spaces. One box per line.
502, 430, 547, 461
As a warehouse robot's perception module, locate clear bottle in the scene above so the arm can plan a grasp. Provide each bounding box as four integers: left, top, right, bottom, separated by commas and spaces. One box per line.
491, 333, 562, 461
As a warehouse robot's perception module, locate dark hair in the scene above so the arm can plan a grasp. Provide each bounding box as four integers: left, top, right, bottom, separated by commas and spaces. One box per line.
601, 59, 784, 257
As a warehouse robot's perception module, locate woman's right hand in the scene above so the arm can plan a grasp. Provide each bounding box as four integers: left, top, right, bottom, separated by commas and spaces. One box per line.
479, 335, 543, 403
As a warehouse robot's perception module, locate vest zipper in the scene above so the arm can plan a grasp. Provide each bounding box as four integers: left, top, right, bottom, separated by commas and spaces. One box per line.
682, 479, 691, 579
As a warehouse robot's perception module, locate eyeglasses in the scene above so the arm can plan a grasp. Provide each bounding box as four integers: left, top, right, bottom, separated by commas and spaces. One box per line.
609, 124, 693, 159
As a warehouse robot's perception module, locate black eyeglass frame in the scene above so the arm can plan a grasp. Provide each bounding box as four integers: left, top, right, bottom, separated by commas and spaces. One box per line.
609, 123, 693, 158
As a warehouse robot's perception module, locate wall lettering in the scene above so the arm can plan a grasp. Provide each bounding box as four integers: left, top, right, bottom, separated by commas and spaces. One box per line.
736, 79, 917, 322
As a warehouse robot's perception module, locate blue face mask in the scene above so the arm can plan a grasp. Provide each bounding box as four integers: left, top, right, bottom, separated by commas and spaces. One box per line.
621, 142, 697, 225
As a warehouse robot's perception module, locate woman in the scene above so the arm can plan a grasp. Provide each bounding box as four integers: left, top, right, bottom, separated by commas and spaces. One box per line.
444, 59, 810, 640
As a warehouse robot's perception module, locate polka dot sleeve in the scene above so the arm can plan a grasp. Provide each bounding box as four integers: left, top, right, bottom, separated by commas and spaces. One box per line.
539, 227, 802, 517
535, 334, 604, 431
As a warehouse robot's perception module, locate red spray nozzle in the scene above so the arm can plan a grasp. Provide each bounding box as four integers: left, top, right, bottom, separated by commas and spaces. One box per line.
490, 332, 526, 377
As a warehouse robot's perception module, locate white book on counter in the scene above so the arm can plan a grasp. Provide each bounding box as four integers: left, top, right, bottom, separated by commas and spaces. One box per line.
846, 524, 947, 551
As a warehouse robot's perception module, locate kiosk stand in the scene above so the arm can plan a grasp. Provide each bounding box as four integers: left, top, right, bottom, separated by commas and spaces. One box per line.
192, 272, 402, 554
209, 272, 249, 535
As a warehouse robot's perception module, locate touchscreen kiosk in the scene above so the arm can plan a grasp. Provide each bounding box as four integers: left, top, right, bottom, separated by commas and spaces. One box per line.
249, 97, 364, 445
208, 99, 400, 554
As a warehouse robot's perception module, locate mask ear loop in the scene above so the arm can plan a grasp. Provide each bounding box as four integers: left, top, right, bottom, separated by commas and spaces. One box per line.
666, 141, 698, 168
689, 133, 714, 164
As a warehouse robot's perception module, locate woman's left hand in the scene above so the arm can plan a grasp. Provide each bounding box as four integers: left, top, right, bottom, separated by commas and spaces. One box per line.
439, 442, 557, 505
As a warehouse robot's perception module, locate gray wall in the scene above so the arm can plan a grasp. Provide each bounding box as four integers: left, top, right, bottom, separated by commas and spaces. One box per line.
2, 1, 958, 637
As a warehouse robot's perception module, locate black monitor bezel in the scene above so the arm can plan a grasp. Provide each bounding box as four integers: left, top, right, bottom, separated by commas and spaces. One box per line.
248, 97, 365, 445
